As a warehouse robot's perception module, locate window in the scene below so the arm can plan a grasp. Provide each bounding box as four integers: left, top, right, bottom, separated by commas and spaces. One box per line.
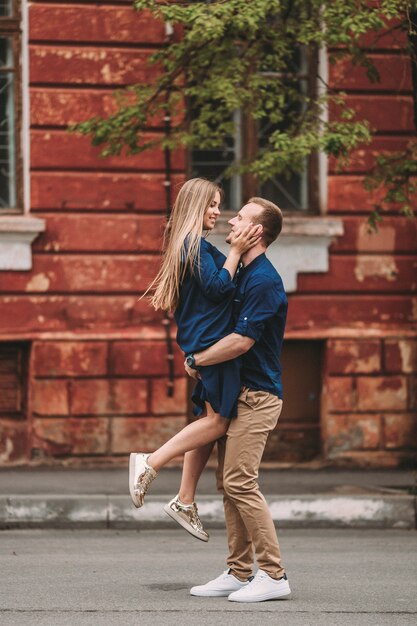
0, 342, 29, 419
263, 340, 323, 462
0, 0, 21, 213
190, 48, 318, 213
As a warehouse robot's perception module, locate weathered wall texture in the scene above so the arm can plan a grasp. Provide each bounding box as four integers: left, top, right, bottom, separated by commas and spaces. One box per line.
0, 3, 415, 466
323, 338, 417, 466
317, 26, 417, 466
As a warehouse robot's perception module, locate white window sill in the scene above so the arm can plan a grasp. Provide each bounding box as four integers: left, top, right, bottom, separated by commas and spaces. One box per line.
0, 216, 46, 271
210, 215, 344, 293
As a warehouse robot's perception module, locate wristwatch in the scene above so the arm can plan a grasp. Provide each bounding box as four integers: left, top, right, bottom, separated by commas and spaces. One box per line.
185, 353, 199, 370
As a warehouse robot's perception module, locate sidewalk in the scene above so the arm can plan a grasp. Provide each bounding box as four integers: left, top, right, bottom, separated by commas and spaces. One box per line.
0, 466, 416, 530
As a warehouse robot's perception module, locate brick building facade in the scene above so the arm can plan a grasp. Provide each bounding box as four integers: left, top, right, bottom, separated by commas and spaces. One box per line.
0, 1, 415, 467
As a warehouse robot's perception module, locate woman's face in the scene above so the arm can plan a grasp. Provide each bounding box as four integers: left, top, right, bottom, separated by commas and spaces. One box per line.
203, 191, 221, 230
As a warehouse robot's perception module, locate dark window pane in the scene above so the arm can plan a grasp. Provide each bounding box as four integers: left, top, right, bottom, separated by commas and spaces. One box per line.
0, 36, 13, 68
0, 0, 13, 18
261, 170, 307, 212
190, 152, 234, 210
0, 55, 16, 209
258, 60, 309, 210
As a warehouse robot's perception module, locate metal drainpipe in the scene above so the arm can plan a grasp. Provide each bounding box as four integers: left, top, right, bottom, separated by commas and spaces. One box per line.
162, 21, 175, 397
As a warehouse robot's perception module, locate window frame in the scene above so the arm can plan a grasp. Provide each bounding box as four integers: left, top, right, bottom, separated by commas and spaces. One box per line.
188, 46, 321, 215
0, 0, 23, 214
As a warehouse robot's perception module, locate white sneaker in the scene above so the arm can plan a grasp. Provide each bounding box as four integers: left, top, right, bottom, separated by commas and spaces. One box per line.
190, 570, 249, 597
228, 570, 291, 602
129, 453, 157, 508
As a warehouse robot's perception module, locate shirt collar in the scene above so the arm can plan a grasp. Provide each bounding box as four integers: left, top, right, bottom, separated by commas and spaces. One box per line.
243, 252, 266, 272
236, 253, 266, 282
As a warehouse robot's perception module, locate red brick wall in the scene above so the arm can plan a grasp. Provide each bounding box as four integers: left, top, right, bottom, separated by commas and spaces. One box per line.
0, 2, 189, 464
322, 338, 417, 466
295, 25, 417, 467
30, 339, 187, 460
289, 27, 416, 328
0, 3, 415, 466
0, 2, 184, 331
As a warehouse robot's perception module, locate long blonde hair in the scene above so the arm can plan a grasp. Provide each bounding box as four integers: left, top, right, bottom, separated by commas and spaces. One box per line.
149, 178, 221, 312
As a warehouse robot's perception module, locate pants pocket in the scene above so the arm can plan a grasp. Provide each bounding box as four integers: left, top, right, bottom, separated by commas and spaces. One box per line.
238, 388, 269, 410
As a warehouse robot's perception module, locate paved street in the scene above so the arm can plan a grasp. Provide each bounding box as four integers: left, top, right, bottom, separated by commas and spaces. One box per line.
1, 528, 416, 626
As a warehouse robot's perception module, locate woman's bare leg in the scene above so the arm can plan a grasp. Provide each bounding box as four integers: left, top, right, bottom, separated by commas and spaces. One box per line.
178, 444, 215, 504
147, 403, 228, 472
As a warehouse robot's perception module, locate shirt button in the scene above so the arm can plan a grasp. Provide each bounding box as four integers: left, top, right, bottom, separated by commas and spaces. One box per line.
244, 317, 247, 320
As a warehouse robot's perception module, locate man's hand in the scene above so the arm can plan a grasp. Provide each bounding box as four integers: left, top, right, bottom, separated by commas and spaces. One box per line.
184, 359, 201, 380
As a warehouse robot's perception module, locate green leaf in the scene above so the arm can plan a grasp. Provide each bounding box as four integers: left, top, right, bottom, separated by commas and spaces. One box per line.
72, 0, 414, 227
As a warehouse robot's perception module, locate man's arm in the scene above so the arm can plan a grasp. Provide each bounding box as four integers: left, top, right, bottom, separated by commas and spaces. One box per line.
185, 275, 282, 377
184, 332, 254, 377
195, 333, 254, 366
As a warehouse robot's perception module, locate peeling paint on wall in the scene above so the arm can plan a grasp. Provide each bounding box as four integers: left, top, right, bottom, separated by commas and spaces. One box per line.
25, 273, 51, 292
354, 257, 398, 283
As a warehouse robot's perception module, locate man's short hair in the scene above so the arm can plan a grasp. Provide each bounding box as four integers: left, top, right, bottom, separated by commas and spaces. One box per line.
248, 197, 283, 247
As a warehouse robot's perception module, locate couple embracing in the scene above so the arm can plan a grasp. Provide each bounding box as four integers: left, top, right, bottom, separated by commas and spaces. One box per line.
129, 178, 290, 603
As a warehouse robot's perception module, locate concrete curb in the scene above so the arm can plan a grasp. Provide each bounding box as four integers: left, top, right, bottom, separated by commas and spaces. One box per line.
0, 493, 415, 529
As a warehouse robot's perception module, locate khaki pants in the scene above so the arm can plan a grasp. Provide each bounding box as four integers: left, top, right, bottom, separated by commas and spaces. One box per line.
216, 387, 284, 581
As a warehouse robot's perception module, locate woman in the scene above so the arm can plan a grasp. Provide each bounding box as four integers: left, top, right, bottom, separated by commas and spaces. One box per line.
129, 178, 261, 540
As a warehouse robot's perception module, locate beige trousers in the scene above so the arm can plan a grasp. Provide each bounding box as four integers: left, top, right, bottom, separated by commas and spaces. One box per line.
216, 387, 284, 581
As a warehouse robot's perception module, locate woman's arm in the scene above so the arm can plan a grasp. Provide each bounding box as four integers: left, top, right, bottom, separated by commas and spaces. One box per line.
193, 223, 261, 302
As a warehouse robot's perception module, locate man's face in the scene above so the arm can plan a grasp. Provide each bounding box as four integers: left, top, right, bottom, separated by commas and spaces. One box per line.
226, 202, 263, 243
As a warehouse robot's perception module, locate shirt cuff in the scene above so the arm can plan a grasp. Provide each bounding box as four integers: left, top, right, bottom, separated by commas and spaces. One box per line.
234, 318, 262, 342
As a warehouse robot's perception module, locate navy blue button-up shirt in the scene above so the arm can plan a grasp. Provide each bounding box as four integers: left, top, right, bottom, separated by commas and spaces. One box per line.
233, 253, 287, 398
174, 237, 236, 354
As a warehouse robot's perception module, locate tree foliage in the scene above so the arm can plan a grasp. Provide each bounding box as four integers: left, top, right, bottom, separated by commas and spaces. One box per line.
74, 0, 416, 225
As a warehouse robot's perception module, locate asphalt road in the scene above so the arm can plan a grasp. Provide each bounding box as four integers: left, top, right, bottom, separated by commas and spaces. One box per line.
1, 528, 416, 626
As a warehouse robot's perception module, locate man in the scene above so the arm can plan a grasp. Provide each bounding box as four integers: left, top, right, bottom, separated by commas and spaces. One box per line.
184, 197, 290, 603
